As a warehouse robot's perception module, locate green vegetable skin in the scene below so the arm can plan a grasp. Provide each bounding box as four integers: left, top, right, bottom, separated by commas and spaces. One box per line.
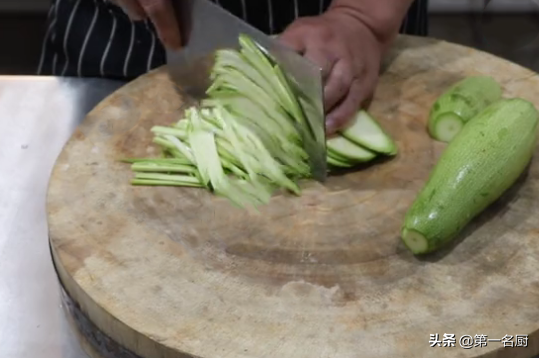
402, 98, 539, 254
428, 76, 502, 142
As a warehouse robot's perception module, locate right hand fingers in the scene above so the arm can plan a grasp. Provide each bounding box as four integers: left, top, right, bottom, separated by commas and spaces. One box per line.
138, 0, 182, 50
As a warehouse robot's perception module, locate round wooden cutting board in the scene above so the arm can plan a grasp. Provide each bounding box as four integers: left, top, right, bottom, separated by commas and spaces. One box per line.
47, 35, 539, 358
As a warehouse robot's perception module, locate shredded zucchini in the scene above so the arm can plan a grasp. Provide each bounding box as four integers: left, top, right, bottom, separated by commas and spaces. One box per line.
122, 34, 398, 209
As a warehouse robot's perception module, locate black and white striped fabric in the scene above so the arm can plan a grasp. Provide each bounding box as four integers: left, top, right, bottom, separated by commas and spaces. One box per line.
37, 0, 428, 80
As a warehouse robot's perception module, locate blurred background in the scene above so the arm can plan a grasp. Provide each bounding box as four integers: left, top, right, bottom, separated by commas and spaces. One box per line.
2, 0, 539, 75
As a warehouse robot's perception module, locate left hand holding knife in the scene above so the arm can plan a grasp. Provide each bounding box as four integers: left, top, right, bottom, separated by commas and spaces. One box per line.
108, 0, 183, 49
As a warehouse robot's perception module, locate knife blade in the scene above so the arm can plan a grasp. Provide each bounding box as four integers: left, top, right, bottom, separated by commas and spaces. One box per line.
166, 0, 327, 182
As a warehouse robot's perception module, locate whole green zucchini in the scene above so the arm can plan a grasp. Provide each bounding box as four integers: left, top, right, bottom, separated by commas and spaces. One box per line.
402, 98, 539, 254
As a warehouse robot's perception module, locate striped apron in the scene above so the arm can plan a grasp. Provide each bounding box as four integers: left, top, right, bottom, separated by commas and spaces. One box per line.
37, 0, 428, 80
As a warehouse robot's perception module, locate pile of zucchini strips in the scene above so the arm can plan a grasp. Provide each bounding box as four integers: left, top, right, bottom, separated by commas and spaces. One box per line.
122, 34, 397, 209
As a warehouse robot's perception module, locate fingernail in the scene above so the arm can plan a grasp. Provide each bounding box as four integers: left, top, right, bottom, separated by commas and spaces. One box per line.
173, 40, 183, 50
167, 40, 183, 51
325, 119, 337, 135
161, 36, 182, 51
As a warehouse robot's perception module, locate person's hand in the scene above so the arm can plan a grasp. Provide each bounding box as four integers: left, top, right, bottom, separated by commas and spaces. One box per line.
109, 0, 182, 50
278, 10, 383, 134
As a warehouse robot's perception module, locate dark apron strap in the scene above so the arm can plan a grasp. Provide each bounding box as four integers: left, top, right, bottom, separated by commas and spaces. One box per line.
38, 0, 428, 79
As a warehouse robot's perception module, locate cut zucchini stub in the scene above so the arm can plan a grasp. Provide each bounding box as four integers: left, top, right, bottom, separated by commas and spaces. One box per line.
430, 113, 464, 143
401, 228, 429, 254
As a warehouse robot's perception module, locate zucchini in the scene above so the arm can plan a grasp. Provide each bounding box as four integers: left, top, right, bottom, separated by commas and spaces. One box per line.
327, 136, 377, 163
428, 76, 503, 142
131, 162, 197, 174
119, 157, 191, 164
402, 98, 539, 255
327, 147, 354, 163
327, 155, 351, 168
132, 173, 203, 187
341, 110, 397, 155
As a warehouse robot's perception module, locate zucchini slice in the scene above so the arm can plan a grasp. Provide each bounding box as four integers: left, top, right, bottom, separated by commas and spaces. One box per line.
340, 110, 397, 155
326, 135, 377, 162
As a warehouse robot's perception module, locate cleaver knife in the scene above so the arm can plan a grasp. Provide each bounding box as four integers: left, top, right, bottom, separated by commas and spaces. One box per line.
165, 0, 327, 182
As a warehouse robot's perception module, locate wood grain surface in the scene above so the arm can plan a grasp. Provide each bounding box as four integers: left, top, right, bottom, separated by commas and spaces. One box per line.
47, 35, 539, 358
